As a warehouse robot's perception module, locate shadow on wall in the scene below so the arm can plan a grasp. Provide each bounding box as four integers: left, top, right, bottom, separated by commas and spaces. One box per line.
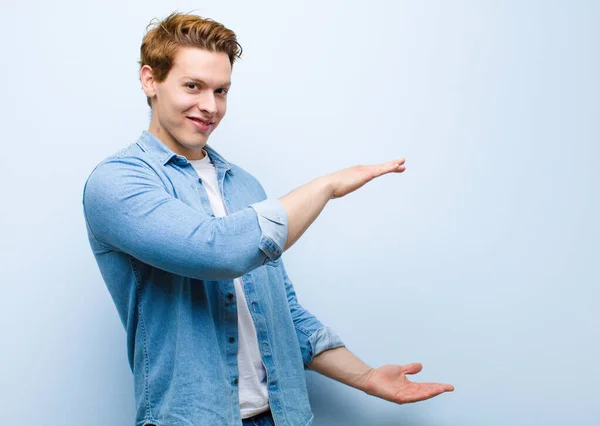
307, 372, 430, 426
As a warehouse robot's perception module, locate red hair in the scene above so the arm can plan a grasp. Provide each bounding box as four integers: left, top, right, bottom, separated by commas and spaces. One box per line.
139, 12, 243, 106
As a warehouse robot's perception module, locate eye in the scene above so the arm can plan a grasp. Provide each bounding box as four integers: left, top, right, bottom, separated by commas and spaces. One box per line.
185, 83, 199, 90
216, 88, 229, 95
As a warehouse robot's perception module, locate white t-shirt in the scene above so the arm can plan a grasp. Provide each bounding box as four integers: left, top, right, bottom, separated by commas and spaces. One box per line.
188, 151, 269, 419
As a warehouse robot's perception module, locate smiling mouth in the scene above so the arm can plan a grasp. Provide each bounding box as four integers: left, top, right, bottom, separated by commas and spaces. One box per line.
187, 117, 214, 125
187, 117, 214, 132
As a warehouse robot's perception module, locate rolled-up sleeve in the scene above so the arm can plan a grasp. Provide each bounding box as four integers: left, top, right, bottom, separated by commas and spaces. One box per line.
279, 260, 345, 368
307, 326, 345, 361
249, 198, 288, 264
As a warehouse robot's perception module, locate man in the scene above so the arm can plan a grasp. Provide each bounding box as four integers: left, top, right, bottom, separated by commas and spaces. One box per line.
82, 12, 453, 426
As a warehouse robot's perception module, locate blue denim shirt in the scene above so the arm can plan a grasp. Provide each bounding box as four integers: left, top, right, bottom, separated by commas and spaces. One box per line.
82, 131, 344, 426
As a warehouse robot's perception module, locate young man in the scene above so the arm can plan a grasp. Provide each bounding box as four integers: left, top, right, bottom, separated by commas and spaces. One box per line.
82, 12, 453, 426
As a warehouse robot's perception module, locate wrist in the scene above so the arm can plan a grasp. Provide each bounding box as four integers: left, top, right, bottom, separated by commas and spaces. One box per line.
316, 175, 335, 200
352, 366, 377, 393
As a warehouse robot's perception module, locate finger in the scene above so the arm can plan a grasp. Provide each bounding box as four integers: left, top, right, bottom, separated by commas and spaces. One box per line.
390, 159, 406, 174
399, 363, 423, 375
417, 382, 455, 396
399, 382, 454, 404
388, 158, 405, 168
376, 158, 406, 176
425, 382, 455, 392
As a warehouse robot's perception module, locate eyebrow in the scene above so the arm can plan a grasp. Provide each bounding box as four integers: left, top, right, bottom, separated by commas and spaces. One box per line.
183, 76, 231, 88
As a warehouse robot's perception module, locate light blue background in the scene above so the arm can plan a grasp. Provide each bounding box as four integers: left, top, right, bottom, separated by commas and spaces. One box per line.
1, 1, 598, 425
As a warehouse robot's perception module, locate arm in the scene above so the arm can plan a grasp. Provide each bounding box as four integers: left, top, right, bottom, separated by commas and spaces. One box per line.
280, 261, 454, 404
308, 347, 455, 403
280, 159, 406, 251
82, 157, 289, 280
83, 156, 406, 280
279, 176, 332, 251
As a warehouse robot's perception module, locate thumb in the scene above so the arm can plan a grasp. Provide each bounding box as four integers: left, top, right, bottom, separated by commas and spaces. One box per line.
399, 363, 423, 375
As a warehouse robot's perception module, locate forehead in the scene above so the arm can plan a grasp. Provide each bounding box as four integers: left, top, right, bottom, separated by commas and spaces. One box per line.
170, 47, 232, 84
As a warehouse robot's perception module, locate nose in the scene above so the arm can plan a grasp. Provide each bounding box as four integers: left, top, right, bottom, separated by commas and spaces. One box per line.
198, 92, 217, 117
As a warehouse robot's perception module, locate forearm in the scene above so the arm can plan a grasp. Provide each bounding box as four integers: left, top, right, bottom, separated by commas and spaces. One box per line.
280, 176, 334, 251
279, 157, 407, 252
307, 346, 374, 392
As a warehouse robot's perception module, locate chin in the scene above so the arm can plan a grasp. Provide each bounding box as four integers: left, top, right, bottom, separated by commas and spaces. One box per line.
181, 136, 209, 148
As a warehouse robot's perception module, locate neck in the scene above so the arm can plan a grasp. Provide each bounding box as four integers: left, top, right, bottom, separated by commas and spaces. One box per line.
147, 116, 206, 161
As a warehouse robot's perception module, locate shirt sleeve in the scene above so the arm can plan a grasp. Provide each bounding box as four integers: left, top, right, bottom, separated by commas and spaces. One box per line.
280, 259, 345, 368
82, 156, 288, 280
249, 198, 288, 264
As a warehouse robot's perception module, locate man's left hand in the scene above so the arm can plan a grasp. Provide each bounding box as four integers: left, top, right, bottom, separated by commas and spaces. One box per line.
359, 363, 454, 404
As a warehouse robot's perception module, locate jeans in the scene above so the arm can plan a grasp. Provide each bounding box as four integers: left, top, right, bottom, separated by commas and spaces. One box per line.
242, 410, 276, 426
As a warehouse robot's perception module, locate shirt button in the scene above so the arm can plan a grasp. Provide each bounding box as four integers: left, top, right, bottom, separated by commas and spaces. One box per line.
229, 337, 235, 343
227, 293, 234, 300
234, 378, 239, 385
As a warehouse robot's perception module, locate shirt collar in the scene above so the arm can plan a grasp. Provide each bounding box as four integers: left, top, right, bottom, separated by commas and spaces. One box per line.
136, 130, 232, 171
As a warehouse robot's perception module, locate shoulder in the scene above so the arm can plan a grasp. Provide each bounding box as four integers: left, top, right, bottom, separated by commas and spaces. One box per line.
88, 140, 160, 178
83, 143, 161, 202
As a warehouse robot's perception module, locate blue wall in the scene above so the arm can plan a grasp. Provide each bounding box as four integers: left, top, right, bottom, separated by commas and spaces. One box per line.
2, 1, 598, 425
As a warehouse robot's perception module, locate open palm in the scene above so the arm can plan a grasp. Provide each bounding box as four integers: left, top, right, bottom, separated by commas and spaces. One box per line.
363, 363, 454, 404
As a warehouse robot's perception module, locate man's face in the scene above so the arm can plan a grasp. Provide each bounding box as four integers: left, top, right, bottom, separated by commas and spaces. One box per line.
143, 47, 232, 159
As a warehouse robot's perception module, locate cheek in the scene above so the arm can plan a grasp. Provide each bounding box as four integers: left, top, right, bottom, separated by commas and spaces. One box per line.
160, 87, 194, 114
218, 100, 227, 118
172, 95, 198, 114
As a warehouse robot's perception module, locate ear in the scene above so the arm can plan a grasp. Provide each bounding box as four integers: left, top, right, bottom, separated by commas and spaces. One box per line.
140, 65, 157, 99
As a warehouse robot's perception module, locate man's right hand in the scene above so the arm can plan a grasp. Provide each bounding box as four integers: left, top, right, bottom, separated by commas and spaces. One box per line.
280, 158, 406, 251
325, 158, 406, 199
